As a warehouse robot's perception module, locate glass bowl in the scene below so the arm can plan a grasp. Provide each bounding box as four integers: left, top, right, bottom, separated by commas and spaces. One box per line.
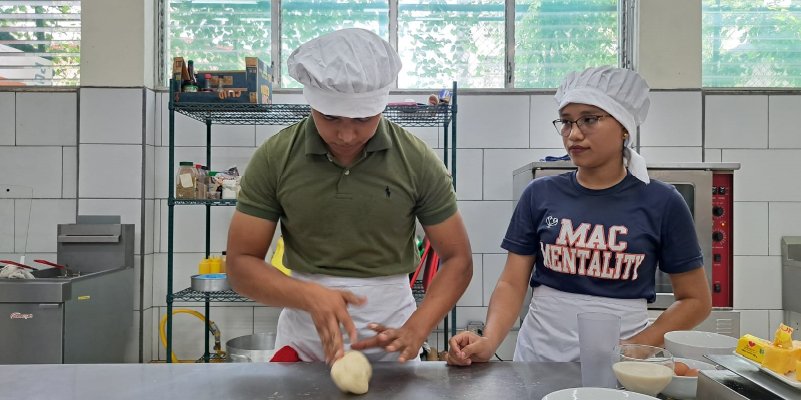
612, 344, 674, 396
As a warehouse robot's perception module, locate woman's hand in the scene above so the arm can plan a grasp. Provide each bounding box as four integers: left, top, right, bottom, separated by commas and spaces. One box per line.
304, 284, 366, 364
447, 331, 495, 366
351, 323, 428, 362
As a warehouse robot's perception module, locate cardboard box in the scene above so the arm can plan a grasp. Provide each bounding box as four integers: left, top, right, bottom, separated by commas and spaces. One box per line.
173, 57, 273, 104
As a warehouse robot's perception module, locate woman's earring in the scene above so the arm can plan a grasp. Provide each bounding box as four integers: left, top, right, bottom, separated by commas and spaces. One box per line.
622, 133, 629, 139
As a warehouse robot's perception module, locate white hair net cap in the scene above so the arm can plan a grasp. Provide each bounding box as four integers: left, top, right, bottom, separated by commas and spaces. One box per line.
554, 66, 651, 184
287, 28, 402, 118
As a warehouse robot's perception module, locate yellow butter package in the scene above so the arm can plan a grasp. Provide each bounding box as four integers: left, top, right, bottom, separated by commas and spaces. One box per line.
773, 323, 794, 349
761, 345, 800, 375
737, 334, 770, 364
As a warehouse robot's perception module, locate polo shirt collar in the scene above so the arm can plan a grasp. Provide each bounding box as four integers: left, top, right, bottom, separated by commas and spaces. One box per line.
304, 116, 393, 156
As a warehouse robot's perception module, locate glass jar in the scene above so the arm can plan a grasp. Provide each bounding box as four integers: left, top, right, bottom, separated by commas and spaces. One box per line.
176, 161, 197, 199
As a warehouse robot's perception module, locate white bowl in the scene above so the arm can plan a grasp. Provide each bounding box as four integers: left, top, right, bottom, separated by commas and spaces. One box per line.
660, 357, 717, 400
542, 387, 658, 400
664, 331, 738, 362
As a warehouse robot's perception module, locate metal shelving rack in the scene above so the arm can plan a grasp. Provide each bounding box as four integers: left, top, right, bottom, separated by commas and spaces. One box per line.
166, 80, 458, 362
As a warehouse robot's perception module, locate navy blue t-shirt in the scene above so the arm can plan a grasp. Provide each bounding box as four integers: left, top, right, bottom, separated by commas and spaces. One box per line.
502, 171, 703, 303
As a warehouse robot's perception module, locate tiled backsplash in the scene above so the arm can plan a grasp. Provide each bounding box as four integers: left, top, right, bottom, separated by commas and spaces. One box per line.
2, 88, 801, 362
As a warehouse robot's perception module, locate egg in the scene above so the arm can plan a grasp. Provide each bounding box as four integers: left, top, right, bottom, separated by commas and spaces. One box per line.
674, 361, 689, 376
685, 368, 700, 377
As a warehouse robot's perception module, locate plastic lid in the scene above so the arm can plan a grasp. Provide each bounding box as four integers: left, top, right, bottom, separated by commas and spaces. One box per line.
209, 171, 218, 176
179, 161, 193, 166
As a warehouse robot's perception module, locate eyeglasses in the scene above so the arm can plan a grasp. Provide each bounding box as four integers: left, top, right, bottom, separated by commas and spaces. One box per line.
552, 114, 611, 137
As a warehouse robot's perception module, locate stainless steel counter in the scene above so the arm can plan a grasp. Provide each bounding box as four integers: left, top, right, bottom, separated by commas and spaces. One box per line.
699, 355, 801, 399
0, 362, 582, 400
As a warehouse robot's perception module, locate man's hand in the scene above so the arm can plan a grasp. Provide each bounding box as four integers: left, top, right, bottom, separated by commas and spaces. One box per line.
350, 322, 427, 362
446, 331, 494, 366
305, 284, 366, 364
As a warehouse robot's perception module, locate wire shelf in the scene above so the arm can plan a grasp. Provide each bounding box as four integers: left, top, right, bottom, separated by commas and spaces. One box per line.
196, 352, 227, 363
172, 102, 453, 127
169, 198, 237, 206
171, 288, 251, 302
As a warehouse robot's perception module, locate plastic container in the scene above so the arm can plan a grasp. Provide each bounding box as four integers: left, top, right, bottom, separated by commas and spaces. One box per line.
222, 179, 238, 199
198, 258, 211, 274
176, 161, 197, 199
209, 257, 222, 274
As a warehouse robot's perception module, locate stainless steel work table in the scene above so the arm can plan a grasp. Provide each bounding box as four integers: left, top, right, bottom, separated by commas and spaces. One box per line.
0, 362, 582, 399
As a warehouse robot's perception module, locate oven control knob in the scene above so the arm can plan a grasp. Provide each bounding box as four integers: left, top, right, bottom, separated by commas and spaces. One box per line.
713, 231, 724, 242
718, 187, 727, 195
713, 206, 725, 217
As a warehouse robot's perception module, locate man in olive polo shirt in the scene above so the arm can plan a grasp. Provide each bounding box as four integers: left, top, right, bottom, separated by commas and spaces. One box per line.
226, 28, 473, 364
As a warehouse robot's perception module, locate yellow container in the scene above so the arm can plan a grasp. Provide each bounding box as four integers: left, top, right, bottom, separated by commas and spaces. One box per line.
209, 257, 222, 274
736, 334, 770, 364
198, 258, 212, 274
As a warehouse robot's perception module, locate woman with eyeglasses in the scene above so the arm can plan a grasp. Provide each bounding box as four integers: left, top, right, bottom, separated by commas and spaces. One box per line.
446, 66, 712, 364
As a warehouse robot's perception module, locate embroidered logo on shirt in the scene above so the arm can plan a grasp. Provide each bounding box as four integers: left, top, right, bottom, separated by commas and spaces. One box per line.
545, 215, 558, 228
385, 186, 391, 198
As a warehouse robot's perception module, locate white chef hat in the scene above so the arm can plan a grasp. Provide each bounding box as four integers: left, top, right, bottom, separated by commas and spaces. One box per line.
287, 28, 402, 118
554, 66, 651, 184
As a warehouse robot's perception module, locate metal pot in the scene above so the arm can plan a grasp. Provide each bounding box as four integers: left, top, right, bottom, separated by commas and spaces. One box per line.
226, 332, 276, 362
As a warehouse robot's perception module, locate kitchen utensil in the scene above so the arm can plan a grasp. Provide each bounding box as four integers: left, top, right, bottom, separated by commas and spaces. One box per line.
191, 273, 230, 292
0, 260, 35, 270
542, 387, 658, 399
577, 312, 620, 388
226, 332, 276, 362
614, 344, 674, 396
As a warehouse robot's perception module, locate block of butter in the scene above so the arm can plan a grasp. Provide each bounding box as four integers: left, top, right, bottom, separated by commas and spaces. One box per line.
773, 323, 794, 349
737, 334, 770, 364
761, 345, 801, 375
797, 360, 801, 382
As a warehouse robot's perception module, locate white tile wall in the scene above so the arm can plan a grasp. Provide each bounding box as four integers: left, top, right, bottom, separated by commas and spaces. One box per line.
458, 200, 513, 254
62, 147, 77, 198
255, 125, 286, 146
734, 202, 769, 256
134, 254, 154, 310
639, 147, 702, 163
738, 310, 770, 340
172, 113, 256, 147
704, 148, 722, 162
723, 149, 801, 201
79, 144, 143, 198
144, 199, 154, 254
768, 95, 801, 149
483, 149, 564, 201
496, 330, 519, 361
455, 149, 483, 201
80, 88, 143, 144
767, 202, 801, 256
705, 95, 768, 149
145, 145, 155, 199
458, 96, 530, 149
733, 255, 782, 309
157, 306, 254, 360
15, 92, 77, 146
529, 94, 563, 149
454, 306, 489, 331
0, 200, 12, 252
78, 199, 142, 254
0, 93, 14, 145
146, 90, 156, 146
641, 91, 702, 147
14, 199, 76, 253
0, 146, 63, 198
768, 310, 785, 333
158, 203, 235, 253
457, 254, 483, 307
123, 310, 141, 363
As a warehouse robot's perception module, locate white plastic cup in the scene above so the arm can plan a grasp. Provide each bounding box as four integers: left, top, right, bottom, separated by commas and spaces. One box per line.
578, 312, 621, 388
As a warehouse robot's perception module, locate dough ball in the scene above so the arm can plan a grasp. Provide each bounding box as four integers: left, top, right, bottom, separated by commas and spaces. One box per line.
330, 350, 372, 394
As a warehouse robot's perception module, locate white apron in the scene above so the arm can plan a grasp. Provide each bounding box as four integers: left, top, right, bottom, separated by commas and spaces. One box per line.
274, 272, 419, 362
514, 284, 649, 362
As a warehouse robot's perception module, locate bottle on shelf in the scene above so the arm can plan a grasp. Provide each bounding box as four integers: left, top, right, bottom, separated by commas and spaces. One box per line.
176, 161, 197, 199
182, 60, 198, 92
196, 165, 208, 200
220, 251, 226, 273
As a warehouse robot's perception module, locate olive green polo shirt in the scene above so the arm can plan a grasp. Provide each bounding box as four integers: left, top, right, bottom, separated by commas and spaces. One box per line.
237, 116, 458, 278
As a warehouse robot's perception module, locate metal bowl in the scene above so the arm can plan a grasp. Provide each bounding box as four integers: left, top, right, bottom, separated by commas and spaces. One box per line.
191, 273, 230, 292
